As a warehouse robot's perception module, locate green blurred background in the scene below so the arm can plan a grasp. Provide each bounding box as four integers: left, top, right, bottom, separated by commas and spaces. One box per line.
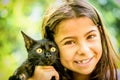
0, 0, 120, 80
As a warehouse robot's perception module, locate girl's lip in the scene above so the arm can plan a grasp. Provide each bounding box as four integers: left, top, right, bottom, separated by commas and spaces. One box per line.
74, 56, 94, 66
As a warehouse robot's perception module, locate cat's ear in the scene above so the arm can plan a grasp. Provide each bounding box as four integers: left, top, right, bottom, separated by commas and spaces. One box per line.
45, 26, 54, 41
21, 31, 36, 50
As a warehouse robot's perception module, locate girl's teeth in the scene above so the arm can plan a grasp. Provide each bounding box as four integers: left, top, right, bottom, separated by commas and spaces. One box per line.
81, 59, 89, 64
76, 59, 90, 64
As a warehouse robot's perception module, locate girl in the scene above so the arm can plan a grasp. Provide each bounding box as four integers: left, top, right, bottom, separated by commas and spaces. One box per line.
29, 0, 120, 80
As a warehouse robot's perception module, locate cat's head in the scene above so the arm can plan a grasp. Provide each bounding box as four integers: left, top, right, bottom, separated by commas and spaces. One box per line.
21, 31, 59, 65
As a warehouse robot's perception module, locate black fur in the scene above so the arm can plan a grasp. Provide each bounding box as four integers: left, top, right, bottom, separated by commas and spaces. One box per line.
9, 31, 70, 80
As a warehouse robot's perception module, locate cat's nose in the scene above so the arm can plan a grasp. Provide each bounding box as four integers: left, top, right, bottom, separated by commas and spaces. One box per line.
45, 52, 51, 59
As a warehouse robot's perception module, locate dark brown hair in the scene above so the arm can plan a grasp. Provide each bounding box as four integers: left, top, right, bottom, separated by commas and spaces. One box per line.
41, 0, 120, 80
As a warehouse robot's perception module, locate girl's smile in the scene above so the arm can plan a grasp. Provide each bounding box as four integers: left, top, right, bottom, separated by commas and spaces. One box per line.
74, 56, 94, 67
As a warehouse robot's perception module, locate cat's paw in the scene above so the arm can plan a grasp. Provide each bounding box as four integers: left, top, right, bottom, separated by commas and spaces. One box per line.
9, 73, 26, 80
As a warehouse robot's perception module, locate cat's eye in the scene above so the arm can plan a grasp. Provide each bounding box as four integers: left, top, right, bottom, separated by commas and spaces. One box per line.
36, 48, 42, 54
50, 47, 56, 52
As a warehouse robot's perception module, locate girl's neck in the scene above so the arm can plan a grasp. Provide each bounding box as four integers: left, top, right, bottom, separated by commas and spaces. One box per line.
72, 72, 90, 80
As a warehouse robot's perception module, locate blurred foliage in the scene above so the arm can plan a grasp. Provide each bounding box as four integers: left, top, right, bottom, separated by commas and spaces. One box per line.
0, 0, 120, 80
89, 0, 120, 53
0, 0, 55, 80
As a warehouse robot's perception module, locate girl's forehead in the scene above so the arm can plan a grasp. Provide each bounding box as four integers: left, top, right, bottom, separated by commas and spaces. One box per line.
54, 17, 95, 33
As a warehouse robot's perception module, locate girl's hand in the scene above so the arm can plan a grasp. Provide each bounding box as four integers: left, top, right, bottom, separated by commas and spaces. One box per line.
28, 66, 59, 80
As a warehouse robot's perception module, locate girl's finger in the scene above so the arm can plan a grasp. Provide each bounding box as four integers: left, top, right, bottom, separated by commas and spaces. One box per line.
28, 66, 59, 80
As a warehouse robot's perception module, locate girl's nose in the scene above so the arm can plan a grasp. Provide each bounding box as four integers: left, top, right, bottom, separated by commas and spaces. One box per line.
76, 42, 90, 55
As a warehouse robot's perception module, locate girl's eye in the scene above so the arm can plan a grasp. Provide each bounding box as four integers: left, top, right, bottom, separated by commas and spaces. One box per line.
87, 34, 97, 40
36, 48, 43, 54
50, 47, 56, 52
64, 41, 75, 45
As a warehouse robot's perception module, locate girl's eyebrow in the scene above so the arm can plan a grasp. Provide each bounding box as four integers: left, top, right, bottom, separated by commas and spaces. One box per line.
60, 36, 75, 43
60, 29, 97, 43
84, 29, 97, 37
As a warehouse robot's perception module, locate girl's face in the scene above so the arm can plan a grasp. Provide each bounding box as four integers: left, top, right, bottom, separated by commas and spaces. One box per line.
54, 17, 102, 76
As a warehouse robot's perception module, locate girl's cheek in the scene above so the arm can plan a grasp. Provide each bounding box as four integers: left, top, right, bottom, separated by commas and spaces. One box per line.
90, 42, 102, 58
59, 46, 77, 60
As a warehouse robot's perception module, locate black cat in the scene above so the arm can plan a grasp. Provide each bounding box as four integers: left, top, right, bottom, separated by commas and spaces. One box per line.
9, 31, 70, 80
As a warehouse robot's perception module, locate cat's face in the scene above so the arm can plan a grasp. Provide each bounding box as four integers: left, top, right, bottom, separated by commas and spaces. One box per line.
21, 31, 59, 66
